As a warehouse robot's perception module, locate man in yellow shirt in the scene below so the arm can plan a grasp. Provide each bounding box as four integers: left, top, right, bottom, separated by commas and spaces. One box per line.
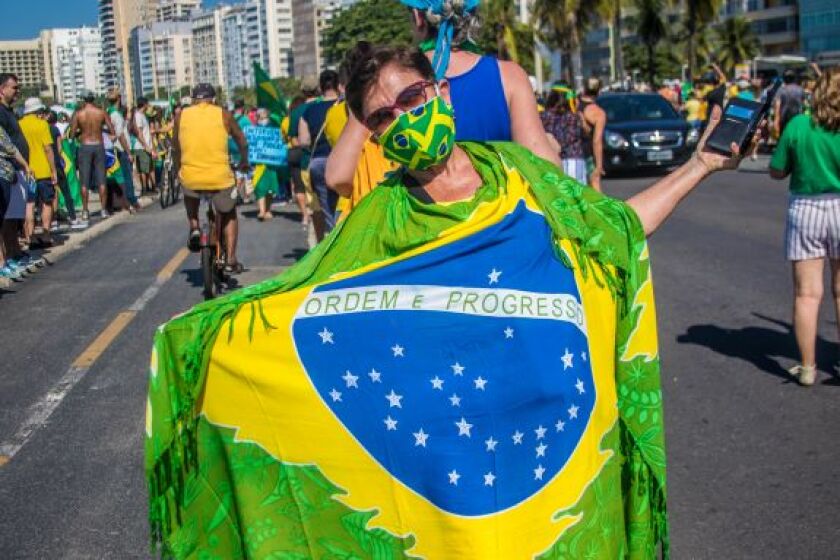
173, 84, 249, 273
19, 97, 58, 247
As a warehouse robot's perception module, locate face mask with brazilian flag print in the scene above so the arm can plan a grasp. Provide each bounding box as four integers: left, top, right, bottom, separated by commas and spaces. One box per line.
378, 94, 456, 170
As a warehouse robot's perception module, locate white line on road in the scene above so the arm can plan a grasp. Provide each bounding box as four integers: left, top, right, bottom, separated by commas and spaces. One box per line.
0, 248, 189, 464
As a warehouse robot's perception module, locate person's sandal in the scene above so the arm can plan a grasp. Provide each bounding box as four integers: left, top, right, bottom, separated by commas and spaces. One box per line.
187, 229, 201, 253
788, 364, 817, 386
225, 261, 245, 275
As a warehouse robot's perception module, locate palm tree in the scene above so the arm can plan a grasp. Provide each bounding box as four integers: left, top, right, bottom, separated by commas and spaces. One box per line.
599, 0, 626, 82
715, 16, 761, 75
481, 0, 521, 62
684, 0, 723, 77
531, 0, 601, 85
636, 0, 666, 86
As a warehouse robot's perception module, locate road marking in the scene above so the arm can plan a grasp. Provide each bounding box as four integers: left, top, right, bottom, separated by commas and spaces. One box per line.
0, 246, 190, 465
72, 312, 137, 368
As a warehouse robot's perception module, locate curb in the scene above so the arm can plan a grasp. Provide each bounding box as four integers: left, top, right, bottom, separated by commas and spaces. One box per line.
1, 195, 157, 290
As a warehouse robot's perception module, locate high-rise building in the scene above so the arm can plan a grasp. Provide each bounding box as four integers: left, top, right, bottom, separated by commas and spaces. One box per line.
263, 0, 295, 78
292, 0, 346, 79
0, 38, 46, 90
99, 0, 157, 102
723, 0, 800, 56
41, 27, 104, 103
192, 5, 230, 88
157, 0, 201, 22
129, 21, 193, 99
799, 0, 840, 59
221, 2, 267, 90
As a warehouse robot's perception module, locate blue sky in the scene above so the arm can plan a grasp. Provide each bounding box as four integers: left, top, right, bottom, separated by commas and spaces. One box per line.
5, 0, 232, 40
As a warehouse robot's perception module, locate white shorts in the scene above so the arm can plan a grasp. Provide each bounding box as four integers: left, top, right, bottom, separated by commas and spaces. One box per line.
562, 158, 589, 185
785, 194, 840, 261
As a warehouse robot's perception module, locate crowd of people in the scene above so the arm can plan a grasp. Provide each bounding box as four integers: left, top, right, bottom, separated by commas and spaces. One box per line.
0, 75, 185, 281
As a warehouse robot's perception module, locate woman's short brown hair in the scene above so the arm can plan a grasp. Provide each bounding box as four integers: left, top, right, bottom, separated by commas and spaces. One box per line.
345, 42, 435, 122
812, 68, 840, 133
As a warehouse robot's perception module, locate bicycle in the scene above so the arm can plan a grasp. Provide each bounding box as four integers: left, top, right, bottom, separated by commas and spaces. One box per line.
198, 193, 230, 300
159, 142, 180, 209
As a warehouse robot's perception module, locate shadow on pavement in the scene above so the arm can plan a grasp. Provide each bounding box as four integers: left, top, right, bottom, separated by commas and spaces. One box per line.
676, 313, 840, 384
284, 248, 308, 261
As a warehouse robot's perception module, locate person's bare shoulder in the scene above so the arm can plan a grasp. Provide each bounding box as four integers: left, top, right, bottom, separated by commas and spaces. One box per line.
583, 102, 606, 123
496, 59, 532, 95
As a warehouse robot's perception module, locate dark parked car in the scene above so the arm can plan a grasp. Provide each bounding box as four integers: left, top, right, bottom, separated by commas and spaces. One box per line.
596, 93, 699, 174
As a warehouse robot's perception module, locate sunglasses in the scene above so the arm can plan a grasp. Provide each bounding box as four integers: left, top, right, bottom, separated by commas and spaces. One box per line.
364, 80, 436, 133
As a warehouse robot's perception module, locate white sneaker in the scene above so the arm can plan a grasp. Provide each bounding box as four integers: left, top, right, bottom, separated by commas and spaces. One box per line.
50, 221, 60, 232
100, 209, 110, 219
70, 218, 87, 231
788, 364, 817, 386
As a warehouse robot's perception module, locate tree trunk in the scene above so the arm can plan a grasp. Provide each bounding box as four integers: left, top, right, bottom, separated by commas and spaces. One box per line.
496, 24, 509, 60
612, 0, 624, 81
686, 2, 697, 78
647, 43, 656, 88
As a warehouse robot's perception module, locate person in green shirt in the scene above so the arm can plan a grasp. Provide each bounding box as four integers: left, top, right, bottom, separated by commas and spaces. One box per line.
770, 67, 840, 386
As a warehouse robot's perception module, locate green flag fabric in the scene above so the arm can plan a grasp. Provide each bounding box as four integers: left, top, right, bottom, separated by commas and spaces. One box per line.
146, 142, 668, 559
253, 62, 287, 119
59, 138, 83, 210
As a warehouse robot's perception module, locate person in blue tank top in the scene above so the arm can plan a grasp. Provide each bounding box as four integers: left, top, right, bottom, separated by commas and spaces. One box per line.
325, 0, 559, 195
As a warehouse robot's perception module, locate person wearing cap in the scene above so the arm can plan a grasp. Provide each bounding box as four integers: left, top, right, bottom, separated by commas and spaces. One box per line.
106, 87, 140, 212
173, 83, 249, 274
19, 97, 59, 247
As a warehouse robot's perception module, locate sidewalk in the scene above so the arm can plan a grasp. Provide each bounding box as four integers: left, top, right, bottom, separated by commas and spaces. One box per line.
1, 191, 157, 290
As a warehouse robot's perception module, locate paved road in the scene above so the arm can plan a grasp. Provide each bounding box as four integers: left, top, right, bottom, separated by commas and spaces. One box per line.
0, 166, 838, 558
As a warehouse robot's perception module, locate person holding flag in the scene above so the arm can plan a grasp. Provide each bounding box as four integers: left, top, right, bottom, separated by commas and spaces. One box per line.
146, 43, 759, 559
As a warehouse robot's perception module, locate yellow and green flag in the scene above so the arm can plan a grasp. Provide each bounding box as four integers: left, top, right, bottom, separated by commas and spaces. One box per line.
59, 138, 83, 210
253, 62, 286, 120
146, 142, 668, 559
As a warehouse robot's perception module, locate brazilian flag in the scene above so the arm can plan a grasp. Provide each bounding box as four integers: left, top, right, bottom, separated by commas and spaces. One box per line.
59, 138, 83, 210
105, 149, 124, 186
253, 62, 286, 120
146, 142, 668, 559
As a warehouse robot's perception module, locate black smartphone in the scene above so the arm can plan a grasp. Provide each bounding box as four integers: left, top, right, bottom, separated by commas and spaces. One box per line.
705, 79, 782, 156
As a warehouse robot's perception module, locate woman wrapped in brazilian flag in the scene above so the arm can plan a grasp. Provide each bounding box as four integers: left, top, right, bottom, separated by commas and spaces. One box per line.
146, 43, 757, 559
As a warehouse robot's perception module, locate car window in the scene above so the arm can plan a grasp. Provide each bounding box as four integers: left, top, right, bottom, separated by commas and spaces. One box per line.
597, 96, 679, 122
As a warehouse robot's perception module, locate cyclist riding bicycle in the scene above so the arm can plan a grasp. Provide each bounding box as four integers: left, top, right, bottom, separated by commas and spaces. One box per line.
173, 83, 249, 273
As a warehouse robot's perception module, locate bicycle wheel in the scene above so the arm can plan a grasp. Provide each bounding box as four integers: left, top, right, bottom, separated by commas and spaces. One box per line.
201, 246, 216, 299
170, 173, 179, 205
159, 170, 170, 209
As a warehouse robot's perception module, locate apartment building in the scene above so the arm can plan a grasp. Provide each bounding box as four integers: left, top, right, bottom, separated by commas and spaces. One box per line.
43, 27, 105, 103
129, 21, 193, 99
0, 39, 46, 90
799, 0, 840, 58
192, 6, 230, 88
724, 0, 800, 56
292, 0, 348, 79
157, 0, 201, 22
99, 0, 157, 102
